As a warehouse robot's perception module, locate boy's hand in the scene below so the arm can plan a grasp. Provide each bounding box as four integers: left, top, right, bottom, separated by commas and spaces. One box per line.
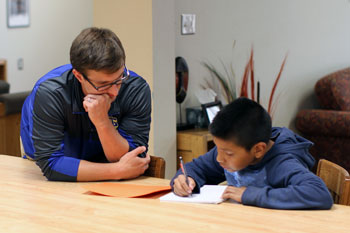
222, 186, 247, 203
173, 175, 196, 196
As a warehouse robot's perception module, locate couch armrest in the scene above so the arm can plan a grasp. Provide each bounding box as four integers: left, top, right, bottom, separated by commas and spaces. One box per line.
296, 109, 350, 137
0, 80, 10, 94
0, 91, 31, 116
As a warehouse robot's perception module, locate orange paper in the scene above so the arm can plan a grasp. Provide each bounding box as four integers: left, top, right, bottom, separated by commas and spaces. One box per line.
83, 183, 172, 198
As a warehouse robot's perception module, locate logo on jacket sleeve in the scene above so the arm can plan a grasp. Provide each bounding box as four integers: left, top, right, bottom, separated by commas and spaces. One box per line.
109, 116, 119, 130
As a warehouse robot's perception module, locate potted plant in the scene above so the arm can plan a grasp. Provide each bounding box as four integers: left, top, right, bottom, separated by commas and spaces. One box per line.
202, 47, 287, 116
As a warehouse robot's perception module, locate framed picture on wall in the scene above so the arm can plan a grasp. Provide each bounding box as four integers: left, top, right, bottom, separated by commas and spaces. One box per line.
7, 0, 30, 28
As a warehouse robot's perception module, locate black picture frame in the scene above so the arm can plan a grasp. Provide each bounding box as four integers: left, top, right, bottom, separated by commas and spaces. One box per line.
7, 0, 30, 28
201, 101, 222, 126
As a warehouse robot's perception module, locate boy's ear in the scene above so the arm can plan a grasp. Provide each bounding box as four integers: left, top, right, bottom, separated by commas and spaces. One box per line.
251, 142, 267, 159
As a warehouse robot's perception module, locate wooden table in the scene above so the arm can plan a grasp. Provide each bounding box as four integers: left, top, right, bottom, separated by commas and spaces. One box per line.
1, 155, 350, 233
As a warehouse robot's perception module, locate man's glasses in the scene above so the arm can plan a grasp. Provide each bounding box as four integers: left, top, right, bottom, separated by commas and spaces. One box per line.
82, 66, 129, 91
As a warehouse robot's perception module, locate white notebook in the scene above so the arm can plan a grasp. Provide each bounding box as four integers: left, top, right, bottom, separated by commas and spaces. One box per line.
159, 185, 227, 204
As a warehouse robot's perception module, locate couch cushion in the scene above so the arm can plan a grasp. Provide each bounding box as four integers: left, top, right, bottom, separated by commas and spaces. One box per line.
296, 109, 350, 137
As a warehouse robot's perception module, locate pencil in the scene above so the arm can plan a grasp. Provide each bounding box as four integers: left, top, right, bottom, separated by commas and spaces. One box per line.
179, 156, 190, 187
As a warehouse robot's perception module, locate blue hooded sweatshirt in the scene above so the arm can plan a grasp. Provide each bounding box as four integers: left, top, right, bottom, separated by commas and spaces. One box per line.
171, 127, 333, 210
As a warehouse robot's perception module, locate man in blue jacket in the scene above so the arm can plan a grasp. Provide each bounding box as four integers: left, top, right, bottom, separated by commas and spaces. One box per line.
21, 27, 151, 181
172, 97, 333, 209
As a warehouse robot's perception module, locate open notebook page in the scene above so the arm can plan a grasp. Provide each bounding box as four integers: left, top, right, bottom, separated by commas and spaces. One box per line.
159, 185, 227, 204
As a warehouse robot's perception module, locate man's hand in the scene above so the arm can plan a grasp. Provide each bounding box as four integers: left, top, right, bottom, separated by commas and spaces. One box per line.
83, 94, 112, 127
221, 186, 247, 203
115, 146, 151, 180
173, 175, 196, 196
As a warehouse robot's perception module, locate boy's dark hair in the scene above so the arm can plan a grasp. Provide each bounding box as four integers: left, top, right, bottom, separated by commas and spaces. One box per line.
70, 27, 125, 74
209, 97, 272, 150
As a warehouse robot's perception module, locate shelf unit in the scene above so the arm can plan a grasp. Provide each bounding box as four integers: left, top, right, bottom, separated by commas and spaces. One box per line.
0, 59, 7, 81
176, 128, 215, 169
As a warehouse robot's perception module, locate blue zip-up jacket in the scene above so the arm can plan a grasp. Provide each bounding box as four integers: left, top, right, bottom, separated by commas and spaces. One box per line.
171, 127, 333, 209
20, 64, 151, 181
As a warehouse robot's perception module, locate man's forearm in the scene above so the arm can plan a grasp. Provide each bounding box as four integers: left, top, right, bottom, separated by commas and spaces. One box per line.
77, 160, 123, 181
95, 121, 129, 162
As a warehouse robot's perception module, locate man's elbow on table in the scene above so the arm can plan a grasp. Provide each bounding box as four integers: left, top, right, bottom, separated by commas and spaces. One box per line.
36, 157, 78, 182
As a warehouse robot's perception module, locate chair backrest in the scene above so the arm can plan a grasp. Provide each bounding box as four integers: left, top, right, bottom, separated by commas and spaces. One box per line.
144, 155, 166, 179
20, 136, 26, 158
316, 159, 350, 205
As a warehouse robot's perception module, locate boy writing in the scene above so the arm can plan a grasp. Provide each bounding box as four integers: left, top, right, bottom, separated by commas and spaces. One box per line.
171, 97, 333, 209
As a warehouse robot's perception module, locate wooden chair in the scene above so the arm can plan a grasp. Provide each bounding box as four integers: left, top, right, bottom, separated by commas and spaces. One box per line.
316, 159, 350, 205
20, 136, 26, 158
144, 155, 166, 178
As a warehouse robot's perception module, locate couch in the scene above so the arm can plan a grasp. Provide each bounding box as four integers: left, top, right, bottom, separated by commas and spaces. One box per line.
296, 68, 350, 172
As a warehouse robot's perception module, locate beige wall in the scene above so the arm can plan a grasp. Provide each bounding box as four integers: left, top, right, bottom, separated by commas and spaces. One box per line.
93, 0, 155, 155
93, 0, 177, 178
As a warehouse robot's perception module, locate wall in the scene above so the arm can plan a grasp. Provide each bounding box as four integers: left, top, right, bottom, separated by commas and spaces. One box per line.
93, 0, 154, 160
94, 0, 177, 178
93, 0, 154, 90
152, 0, 176, 178
0, 0, 93, 92
175, 0, 350, 130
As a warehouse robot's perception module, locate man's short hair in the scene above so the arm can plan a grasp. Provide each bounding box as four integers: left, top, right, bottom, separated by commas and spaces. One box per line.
70, 27, 125, 74
209, 97, 272, 150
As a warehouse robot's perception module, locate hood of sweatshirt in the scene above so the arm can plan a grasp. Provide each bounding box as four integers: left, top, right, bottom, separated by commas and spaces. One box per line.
256, 127, 315, 169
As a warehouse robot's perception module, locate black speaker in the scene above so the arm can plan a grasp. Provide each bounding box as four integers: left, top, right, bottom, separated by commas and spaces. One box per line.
186, 107, 207, 128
